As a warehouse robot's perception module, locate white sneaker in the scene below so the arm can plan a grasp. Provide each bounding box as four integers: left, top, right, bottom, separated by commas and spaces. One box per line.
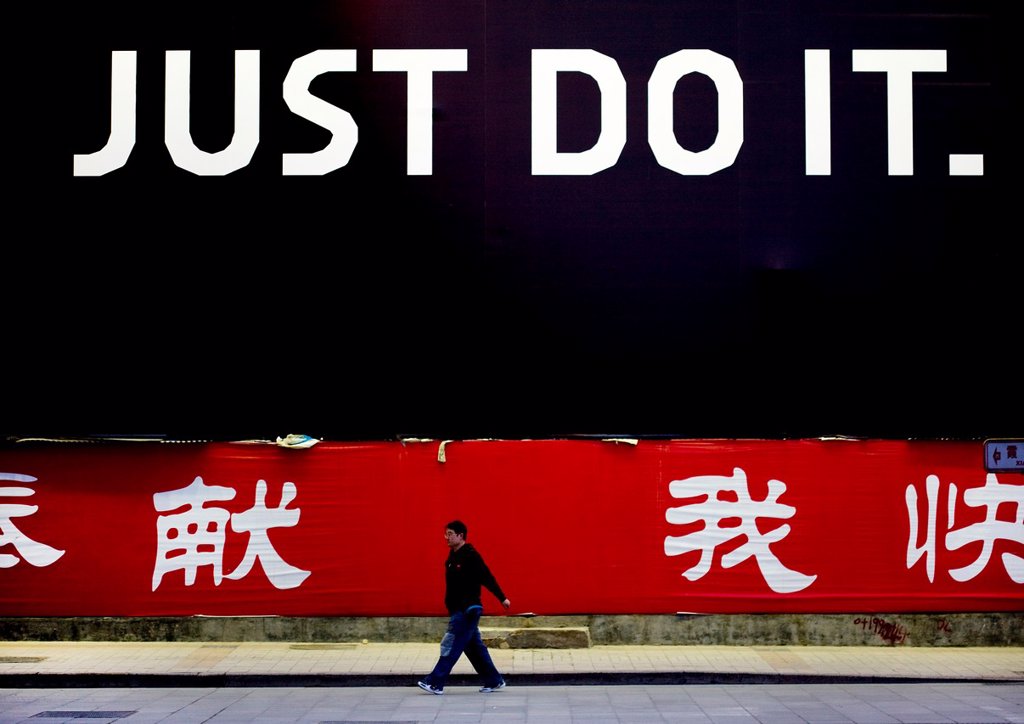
479, 681, 506, 693
418, 680, 444, 695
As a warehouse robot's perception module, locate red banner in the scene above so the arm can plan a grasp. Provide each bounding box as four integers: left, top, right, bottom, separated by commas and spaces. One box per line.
1, 439, 1021, 615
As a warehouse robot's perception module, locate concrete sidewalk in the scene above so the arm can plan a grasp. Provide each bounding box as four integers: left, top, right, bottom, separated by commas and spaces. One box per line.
1, 641, 1021, 688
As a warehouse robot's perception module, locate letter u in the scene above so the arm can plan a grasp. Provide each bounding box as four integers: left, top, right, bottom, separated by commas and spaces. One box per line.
165, 49, 260, 175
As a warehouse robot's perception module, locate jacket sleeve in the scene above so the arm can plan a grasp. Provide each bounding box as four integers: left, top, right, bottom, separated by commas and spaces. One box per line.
473, 549, 507, 603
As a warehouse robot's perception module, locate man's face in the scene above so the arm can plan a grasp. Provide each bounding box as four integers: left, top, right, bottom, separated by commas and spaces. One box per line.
444, 528, 464, 549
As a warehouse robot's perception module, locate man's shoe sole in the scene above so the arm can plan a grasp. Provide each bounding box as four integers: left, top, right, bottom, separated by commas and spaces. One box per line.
480, 682, 506, 693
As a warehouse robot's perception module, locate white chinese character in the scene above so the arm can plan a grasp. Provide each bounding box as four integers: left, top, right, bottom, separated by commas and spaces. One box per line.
0, 473, 65, 569
152, 476, 235, 590
224, 479, 310, 589
664, 467, 817, 593
905, 473, 941, 582
905, 473, 1024, 583
152, 476, 310, 591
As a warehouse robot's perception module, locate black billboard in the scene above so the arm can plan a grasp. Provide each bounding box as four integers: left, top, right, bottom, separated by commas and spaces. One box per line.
7, 2, 1017, 439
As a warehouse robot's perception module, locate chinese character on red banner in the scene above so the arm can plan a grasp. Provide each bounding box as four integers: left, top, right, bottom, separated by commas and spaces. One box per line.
905, 473, 1024, 583
0, 473, 65, 569
152, 476, 310, 591
664, 467, 817, 593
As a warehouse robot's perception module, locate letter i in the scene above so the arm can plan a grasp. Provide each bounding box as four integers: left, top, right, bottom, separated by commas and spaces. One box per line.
804, 49, 830, 175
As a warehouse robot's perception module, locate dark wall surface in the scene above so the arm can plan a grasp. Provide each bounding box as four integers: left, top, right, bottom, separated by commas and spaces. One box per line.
7, 2, 1016, 440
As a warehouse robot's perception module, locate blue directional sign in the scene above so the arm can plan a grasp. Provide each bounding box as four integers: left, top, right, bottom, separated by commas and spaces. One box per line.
983, 440, 1024, 473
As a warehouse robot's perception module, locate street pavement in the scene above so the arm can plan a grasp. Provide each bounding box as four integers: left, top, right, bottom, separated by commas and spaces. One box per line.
1, 641, 1021, 722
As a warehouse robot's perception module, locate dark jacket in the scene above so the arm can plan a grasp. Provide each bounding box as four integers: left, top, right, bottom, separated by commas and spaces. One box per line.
444, 543, 506, 614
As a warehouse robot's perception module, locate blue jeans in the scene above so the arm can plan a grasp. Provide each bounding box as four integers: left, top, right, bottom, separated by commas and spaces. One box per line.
423, 606, 503, 690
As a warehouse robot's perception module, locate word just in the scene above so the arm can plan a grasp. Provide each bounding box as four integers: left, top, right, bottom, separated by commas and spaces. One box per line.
74, 48, 982, 178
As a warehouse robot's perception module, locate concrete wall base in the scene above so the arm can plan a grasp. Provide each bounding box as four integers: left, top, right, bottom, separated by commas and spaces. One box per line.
2, 613, 1021, 646
480, 626, 592, 649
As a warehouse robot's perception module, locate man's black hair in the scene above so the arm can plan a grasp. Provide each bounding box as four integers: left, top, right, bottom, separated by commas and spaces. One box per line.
446, 519, 467, 537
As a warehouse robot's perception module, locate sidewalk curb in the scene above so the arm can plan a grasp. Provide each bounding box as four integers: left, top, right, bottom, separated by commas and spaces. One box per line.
2, 672, 1018, 688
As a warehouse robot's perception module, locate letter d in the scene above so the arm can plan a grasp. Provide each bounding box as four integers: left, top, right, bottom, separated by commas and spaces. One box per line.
531, 49, 626, 175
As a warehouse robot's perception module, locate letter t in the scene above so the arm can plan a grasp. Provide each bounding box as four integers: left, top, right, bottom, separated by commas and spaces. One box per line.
372, 49, 468, 175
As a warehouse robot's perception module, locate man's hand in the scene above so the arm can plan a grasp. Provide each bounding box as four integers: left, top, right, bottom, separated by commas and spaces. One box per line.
501, 598, 511, 609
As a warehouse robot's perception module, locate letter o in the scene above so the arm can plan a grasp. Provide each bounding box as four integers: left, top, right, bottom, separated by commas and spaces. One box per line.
647, 49, 743, 175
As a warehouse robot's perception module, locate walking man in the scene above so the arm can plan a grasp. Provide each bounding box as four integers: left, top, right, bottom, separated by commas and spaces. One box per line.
418, 519, 510, 695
